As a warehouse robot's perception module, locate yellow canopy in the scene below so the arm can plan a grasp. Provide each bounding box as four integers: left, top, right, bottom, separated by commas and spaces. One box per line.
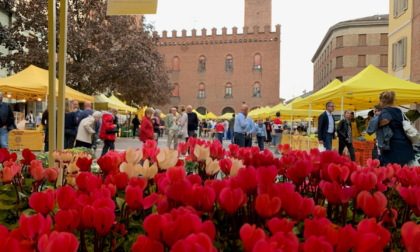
293, 79, 342, 110
109, 95, 137, 113
205, 112, 218, 120
218, 112, 235, 119
192, 109, 205, 119
138, 106, 147, 119
295, 65, 420, 111
0, 65, 94, 102
94, 94, 129, 112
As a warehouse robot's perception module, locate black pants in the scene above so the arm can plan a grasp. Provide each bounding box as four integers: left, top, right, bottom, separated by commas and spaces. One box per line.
64, 134, 75, 149
266, 130, 272, 143
75, 140, 92, 149
234, 133, 245, 147
245, 134, 252, 147
132, 125, 138, 137
101, 140, 115, 157
338, 138, 356, 161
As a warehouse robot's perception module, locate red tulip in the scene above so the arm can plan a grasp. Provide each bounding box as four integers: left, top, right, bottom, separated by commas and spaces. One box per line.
255, 194, 281, 218
44, 167, 60, 182
125, 185, 158, 210
92, 198, 116, 212
97, 153, 121, 176
114, 172, 129, 190
128, 177, 148, 189
287, 160, 312, 185
0, 162, 21, 183
319, 181, 354, 205
166, 166, 187, 183
209, 141, 225, 160
30, 160, 44, 181
312, 205, 327, 219
217, 187, 247, 215
29, 189, 55, 216
171, 233, 216, 252
76, 157, 93, 172
81, 205, 95, 229
186, 174, 202, 185
239, 224, 266, 252
237, 166, 258, 194
276, 183, 314, 220
380, 208, 398, 227
327, 163, 349, 183
177, 142, 189, 155
132, 235, 164, 252
351, 168, 378, 192
267, 217, 296, 234
396, 167, 417, 187
93, 207, 115, 236
20, 148, 36, 166
56, 186, 76, 210
143, 214, 163, 241
54, 209, 80, 233
355, 218, 390, 252
219, 158, 232, 176
401, 221, 420, 252
19, 213, 52, 241
357, 191, 387, 218
76, 172, 102, 192
187, 184, 216, 212
38, 231, 79, 252
0, 148, 17, 163
0, 235, 18, 251
278, 144, 291, 155
336, 224, 358, 252
256, 165, 278, 185
304, 218, 339, 246
303, 236, 333, 252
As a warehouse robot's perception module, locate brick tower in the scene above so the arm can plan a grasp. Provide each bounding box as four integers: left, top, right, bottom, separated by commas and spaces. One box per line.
244, 0, 272, 28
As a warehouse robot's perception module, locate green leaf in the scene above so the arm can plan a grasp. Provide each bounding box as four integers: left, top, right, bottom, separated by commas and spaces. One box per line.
0, 194, 16, 202
21, 208, 36, 216
0, 184, 13, 191
0, 201, 15, 210
116, 197, 125, 211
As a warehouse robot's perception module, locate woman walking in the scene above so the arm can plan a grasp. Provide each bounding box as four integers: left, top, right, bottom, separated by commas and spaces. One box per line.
75, 111, 102, 148
140, 108, 155, 144
337, 109, 356, 161
99, 108, 118, 157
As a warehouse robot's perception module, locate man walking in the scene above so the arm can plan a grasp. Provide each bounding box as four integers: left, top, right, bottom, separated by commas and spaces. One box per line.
131, 115, 140, 138
228, 114, 235, 144
165, 107, 179, 149
245, 116, 255, 147
0, 93, 15, 149
234, 104, 249, 147
318, 101, 336, 150
186, 105, 198, 141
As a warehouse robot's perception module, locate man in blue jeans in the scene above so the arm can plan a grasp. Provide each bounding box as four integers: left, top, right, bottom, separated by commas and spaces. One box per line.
318, 101, 336, 150
0, 93, 16, 149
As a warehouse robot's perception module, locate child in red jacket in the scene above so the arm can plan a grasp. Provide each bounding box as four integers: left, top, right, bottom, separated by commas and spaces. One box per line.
100, 108, 118, 157
216, 121, 225, 144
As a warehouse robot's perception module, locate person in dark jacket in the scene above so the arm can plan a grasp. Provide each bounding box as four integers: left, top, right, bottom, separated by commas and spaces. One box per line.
186, 105, 198, 141
0, 93, 16, 149
132, 115, 140, 138
318, 101, 336, 150
64, 101, 78, 149
140, 108, 155, 144
378, 91, 414, 166
99, 108, 118, 157
337, 109, 355, 161
151, 110, 161, 143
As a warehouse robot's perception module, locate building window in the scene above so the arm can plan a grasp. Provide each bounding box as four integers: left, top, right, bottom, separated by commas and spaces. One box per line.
198, 55, 206, 72
172, 83, 179, 97
358, 55, 366, 67
198, 83, 205, 99
358, 34, 367, 46
336, 56, 343, 68
380, 54, 388, 67
380, 33, 388, 46
394, 0, 408, 17
336, 36, 343, 48
225, 83, 232, 98
172, 57, 180, 71
225, 55, 233, 71
252, 82, 261, 97
392, 37, 407, 70
253, 54, 262, 70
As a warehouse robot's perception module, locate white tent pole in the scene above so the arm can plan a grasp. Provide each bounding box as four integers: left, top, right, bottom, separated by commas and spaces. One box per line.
340, 96, 344, 120
47, 0, 56, 166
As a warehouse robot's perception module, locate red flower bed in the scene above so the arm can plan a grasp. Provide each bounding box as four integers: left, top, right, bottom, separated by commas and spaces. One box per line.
0, 140, 419, 251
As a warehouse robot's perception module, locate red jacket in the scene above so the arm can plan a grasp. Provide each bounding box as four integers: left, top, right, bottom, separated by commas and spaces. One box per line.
140, 116, 154, 143
99, 113, 116, 141
216, 123, 225, 133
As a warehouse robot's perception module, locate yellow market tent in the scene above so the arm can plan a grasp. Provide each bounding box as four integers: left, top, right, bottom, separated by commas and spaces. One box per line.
218, 112, 235, 120
294, 65, 420, 111
109, 95, 137, 113
292, 79, 342, 110
205, 112, 218, 120
94, 94, 129, 112
0, 65, 94, 102
192, 109, 205, 119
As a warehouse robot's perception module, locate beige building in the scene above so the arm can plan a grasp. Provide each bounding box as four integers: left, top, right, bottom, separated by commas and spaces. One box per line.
312, 15, 389, 92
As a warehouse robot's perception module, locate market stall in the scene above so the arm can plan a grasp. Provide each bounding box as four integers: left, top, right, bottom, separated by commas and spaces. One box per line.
8, 130, 44, 151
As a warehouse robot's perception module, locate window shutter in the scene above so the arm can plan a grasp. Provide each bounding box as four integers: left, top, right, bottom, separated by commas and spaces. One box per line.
403, 0, 408, 11
393, 0, 398, 17
392, 42, 397, 70
402, 37, 407, 67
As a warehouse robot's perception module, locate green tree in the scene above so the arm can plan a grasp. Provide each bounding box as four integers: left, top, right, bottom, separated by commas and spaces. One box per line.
0, 0, 172, 106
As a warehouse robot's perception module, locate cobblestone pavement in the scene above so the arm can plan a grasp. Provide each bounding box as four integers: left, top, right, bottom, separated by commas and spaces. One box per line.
94, 134, 281, 157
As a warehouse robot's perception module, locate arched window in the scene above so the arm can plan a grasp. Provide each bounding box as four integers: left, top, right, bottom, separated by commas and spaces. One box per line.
196, 107, 207, 115
252, 82, 261, 97
221, 107, 235, 114
198, 83, 205, 99
225, 83, 232, 98
172, 83, 179, 97
198, 55, 206, 72
172, 56, 180, 71
253, 53, 262, 70
225, 55, 233, 71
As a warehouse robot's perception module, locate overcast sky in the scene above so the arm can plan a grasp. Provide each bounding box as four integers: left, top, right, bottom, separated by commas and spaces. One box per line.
145, 0, 389, 100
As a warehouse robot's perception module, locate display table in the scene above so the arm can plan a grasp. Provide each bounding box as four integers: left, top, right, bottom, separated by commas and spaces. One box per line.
280, 134, 338, 151
8, 130, 44, 151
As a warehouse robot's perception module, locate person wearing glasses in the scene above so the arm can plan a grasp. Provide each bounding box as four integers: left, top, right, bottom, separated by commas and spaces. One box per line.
318, 101, 336, 150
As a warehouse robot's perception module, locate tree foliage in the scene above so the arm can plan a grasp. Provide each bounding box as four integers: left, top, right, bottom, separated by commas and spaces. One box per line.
0, 0, 172, 106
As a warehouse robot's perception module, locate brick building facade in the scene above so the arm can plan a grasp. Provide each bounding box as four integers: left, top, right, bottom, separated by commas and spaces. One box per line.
156, 0, 280, 115
312, 15, 389, 92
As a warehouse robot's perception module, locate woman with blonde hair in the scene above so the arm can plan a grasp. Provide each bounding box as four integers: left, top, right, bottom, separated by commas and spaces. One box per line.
378, 91, 414, 166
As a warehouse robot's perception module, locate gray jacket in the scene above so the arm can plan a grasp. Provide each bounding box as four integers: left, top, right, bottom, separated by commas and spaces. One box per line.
367, 116, 393, 150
